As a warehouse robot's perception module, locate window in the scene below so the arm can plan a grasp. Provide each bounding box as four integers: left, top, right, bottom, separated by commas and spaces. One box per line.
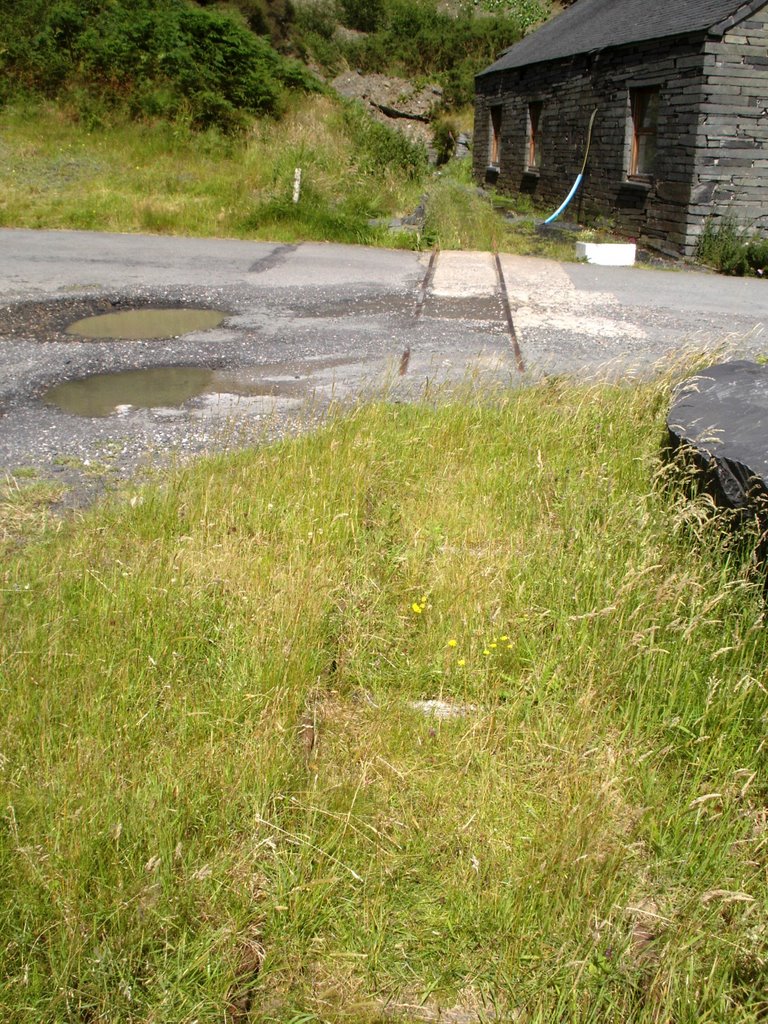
629, 87, 659, 178
489, 105, 502, 166
528, 101, 543, 169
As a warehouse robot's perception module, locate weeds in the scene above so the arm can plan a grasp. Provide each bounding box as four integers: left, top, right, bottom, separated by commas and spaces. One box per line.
696, 214, 768, 277
424, 161, 577, 257
1, 372, 767, 1020
0, 474, 66, 553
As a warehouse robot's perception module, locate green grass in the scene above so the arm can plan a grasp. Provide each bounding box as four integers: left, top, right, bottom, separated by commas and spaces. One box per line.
0, 96, 426, 246
425, 161, 578, 258
0, 475, 67, 555
0, 97, 581, 258
2, 371, 767, 1021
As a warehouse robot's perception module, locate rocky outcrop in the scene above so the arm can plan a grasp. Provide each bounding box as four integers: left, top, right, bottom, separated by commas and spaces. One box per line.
331, 71, 443, 151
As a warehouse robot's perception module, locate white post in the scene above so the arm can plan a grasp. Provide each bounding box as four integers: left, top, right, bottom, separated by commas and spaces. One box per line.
292, 168, 302, 204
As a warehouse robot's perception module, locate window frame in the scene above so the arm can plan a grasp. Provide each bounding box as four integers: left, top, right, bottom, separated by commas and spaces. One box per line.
527, 101, 543, 171
489, 104, 503, 167
628, 86, 660, 180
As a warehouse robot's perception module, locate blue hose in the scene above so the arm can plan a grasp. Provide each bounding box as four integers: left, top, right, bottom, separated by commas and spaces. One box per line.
543, 174, 583, 225
543, 108, 598, 225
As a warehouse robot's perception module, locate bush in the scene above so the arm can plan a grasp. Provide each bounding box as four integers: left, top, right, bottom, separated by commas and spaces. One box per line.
696, 215, 747, 275
338, 0, 387, 32
337, 0, 525, 108
695, 214, 768, 277
432, 117, 459, 165
3, 0, 318, 130
342, 102, 428, 179
745, 237, 768, 276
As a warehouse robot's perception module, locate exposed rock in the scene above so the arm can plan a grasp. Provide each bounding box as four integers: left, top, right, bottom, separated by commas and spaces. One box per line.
402, 199, 426, 226
454, 131, 472, 160
331, 71, 443, 150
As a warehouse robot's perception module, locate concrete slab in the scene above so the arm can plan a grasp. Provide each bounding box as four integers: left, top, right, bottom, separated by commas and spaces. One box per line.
430, 251, 497, 298
497, 252, 767, 377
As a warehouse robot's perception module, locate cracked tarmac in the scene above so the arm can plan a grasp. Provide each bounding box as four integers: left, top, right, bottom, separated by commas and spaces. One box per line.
2, 228, 768, 502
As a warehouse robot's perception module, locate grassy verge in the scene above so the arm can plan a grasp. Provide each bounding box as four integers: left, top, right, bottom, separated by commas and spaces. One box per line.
425, 161, 577, 257
0, 97, 582, 258
0, 96, 425, 246
2, 372, 767, 1022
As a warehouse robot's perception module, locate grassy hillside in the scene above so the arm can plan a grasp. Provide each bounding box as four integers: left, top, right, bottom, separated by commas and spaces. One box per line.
0, 0, 563, 248
0, 96, 427, 245
2, 0, 545, 128
2, 374, 767, 1022
2, 0, 319, 133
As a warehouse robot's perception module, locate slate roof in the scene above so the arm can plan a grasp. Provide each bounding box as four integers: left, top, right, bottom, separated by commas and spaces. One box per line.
478, 0, 768, 75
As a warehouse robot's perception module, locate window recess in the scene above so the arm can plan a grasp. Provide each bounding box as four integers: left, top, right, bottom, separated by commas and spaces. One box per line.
489, 105, 502, 166
629, 87, 659, 178
528, 101, 543, 170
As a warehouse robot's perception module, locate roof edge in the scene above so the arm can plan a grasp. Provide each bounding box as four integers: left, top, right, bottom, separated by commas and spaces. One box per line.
709, 0, 768, 36
475, 29, 708, 79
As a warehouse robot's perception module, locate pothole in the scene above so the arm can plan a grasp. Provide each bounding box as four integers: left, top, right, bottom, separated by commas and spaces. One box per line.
0, 295, 231, 343
43, 366, 305, 418
66, 308, 227, 340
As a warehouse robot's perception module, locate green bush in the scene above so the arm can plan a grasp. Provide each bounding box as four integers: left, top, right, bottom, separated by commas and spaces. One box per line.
697, 215, 756, 277
695, 214, 768, 277
745, 237, 768, 276
342, 101, 428, 179
432, 117, 459, 165
3, 0, 318, 130
337, 0, 525, 107
339, 0, 387, 32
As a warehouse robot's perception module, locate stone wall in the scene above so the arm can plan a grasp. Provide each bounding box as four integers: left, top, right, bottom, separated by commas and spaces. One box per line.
474, 35, 715, 255
689, 7, 768, 249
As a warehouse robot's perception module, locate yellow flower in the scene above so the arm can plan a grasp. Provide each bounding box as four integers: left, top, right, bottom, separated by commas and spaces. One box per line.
412, 603, 423, 614
483, 649, 490, 656
458, 658, 466, 667
447, 638, 458, 648
500, 635, 509, 642
489, 643, 497, 649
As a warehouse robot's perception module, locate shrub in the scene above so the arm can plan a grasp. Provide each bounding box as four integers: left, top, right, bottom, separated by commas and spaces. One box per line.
4, 0, 318, 130
432, 117, 459, 165
745, 237, 768, 276
338, 0, 387, 32
342, 102, 428, 179
696, 215, 749, 276
695, 214, 768, 278
337, 0, 525, 108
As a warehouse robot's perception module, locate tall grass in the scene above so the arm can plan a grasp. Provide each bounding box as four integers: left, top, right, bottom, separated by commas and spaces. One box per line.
695, 215, 768, 278
2, 372, 767, 1021
0, 97, 581, 256
0, 96, 425, 246
424, 160, 576, 257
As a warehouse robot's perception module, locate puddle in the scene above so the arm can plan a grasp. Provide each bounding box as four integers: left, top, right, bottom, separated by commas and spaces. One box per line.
66, 308, 227, 339
43, 366, 304, 418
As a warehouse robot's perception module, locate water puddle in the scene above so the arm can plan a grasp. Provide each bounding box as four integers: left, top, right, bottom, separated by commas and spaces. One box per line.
43, 366, 304, 418
66, 308, 227, 339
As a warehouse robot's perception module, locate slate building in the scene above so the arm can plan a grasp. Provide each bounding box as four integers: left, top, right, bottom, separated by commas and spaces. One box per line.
474, 0, 768, 256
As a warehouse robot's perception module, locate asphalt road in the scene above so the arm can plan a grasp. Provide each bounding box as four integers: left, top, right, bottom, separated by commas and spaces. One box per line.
1, 228, 767, 498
